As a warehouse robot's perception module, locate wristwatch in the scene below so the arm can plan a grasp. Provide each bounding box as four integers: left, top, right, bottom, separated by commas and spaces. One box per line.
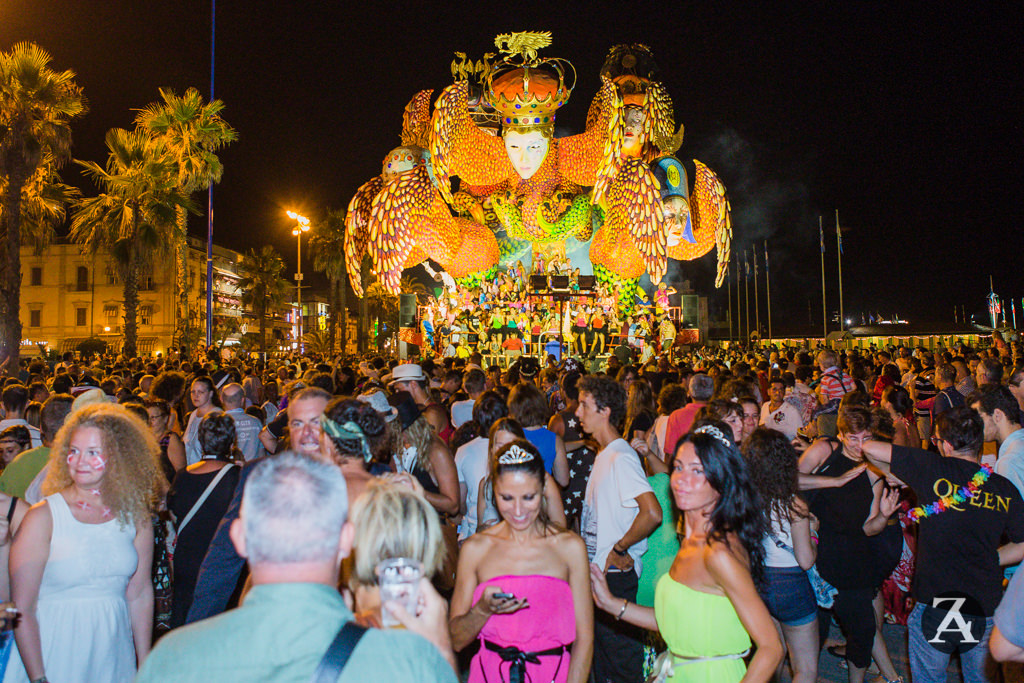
611, 544, 628, 556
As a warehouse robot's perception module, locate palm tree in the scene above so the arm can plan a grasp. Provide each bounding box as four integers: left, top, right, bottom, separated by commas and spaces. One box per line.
0, 42, 87, 364
358, 256, 371, 353
365, 281, 399, 350
238, 245, 290, 353
310, 208, 348, 355
134, 87, 237, 344
400, 275, 429, 302
70, 128, 190, 358
1, 154, 80, 253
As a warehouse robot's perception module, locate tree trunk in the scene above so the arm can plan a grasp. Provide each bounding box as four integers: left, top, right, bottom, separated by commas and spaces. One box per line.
123, 236, 141, 359
3, 162, 27, 367
338, 263, 348, 354
175, 205, 189, 345
258, 291, 267, 353
327, 275, 338, 356
357, 257, 370, 353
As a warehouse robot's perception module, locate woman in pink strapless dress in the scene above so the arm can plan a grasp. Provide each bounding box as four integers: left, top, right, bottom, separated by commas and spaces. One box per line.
450, 438, 593, 683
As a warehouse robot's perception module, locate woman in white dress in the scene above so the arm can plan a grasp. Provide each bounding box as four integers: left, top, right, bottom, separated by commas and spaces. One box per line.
6, 403, 162, 683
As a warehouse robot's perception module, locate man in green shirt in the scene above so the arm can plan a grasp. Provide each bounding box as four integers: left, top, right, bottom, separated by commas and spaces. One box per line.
137, 452, 458, 683
0, 394, 72, 498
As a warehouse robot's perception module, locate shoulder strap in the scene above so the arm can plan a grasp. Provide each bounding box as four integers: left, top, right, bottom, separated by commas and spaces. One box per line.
176, 464, 234, 537
7, 496, 17, 524
311, 621, 369, 683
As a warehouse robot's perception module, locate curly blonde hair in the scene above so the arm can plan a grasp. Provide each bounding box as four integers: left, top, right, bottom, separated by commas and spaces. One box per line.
44, 403, 162, 526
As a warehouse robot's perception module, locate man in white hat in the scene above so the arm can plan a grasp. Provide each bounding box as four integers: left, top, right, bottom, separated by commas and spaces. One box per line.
389, 364, 450, 438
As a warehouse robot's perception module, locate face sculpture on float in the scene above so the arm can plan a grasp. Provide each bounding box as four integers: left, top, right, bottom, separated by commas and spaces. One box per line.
502, 129, 550, 181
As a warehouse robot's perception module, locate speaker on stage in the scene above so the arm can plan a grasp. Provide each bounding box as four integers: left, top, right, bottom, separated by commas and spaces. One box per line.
529, 274, 548, 290
578, 275, 596, 290
550, 275, 569, 290
399, 293, 417, 328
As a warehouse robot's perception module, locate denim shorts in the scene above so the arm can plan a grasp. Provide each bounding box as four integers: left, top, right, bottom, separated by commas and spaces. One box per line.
759, 565, 818, 626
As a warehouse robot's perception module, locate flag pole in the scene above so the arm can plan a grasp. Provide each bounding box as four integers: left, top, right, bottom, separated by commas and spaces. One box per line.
744, 252, 750, 344
820, 216, 827, 341
836, 209, 844, 331
727, 263, 733, 344
765, 240, 772, 343
736, 251, 742, 346
753, 247, 760, 341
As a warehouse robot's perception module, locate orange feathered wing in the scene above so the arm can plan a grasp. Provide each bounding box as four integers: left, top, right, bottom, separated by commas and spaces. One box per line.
667, 159, 732, 288
344, 175, 384, 297
592, 156, 666, 282
367, 166, 436, 294
429, 81, 511, 203
558, 77, 615, 187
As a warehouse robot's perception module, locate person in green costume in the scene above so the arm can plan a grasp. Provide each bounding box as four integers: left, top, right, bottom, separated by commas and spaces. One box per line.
591, 422, 782, 682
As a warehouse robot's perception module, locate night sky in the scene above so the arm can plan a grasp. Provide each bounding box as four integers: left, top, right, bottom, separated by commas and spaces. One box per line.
3, 2, 1021, 330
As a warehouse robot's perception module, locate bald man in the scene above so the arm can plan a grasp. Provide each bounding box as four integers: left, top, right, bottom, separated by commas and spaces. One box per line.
220, 383, 264, 461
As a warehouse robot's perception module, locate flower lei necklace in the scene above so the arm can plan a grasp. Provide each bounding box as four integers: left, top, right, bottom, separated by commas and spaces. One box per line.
905, 463, 993, 522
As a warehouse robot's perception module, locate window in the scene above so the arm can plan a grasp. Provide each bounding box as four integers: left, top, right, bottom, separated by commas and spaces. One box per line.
30, 267, 42, 286
106, 265, 119, 285
76, 307, 87, 327
104, 305, 119, 328
75, 266, 89, 291
29, 310, 41, 328
140, 305, 153, 326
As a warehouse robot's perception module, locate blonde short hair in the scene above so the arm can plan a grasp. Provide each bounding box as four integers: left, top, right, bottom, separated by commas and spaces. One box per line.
349, 479, 443, 589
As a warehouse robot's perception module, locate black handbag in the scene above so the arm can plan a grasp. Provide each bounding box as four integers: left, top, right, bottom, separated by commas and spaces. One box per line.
310, 621, 369, 683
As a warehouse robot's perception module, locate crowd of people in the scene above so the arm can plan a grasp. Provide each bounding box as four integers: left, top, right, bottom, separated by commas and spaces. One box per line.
0, 333, 1020, 682
420, 263, 683, 363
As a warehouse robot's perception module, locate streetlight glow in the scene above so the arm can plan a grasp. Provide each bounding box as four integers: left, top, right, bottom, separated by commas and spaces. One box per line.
287, 210, 312, 352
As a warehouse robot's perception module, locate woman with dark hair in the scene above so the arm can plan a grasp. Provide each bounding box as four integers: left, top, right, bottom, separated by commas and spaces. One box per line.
744, 428, 818, 683
0, 425, 31, 471
477, 419, 565, 531
872, 364, 902, 406
144, 399, 185, 484
880, 385, 920, 448
166, 412, 240, 629
508, 383, 569, 487
319, 397, 389, 504
181, 377, 222, 466
591, 422, 782, 682
149, 371, 188, 433
451, 439, 593, 683
623, 378, 657, 443
695, 399, 745, 444
548, 372, 594, 529
797, 406, 903, 683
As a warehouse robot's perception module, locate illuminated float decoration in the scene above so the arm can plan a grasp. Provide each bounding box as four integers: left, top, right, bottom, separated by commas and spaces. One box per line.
345, 33, 732, 310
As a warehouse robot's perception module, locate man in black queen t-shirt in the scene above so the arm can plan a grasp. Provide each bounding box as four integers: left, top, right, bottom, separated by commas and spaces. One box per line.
862, 406, 1024, 683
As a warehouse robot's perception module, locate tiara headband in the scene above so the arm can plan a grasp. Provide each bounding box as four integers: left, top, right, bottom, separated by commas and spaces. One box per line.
693, 425, 733, 449
497, 444, 535, 466
321, 414, 374, 463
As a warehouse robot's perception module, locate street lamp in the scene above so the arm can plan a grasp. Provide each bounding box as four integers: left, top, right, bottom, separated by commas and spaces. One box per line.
287, 211, 311, 353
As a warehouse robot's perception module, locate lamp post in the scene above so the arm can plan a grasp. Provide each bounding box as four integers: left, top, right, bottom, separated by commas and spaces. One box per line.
287, 211, 310, 353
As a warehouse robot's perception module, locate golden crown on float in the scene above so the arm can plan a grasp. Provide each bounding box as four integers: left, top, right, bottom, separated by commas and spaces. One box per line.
482, 31, 577, 131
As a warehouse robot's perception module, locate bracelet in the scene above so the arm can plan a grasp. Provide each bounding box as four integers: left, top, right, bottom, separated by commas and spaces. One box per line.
31, 677, 48, 683
611, 544, 628, 556
615, 599, 628, 621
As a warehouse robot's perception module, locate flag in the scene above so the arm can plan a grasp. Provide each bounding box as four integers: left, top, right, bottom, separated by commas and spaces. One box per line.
835, 210, 843, 255
752, 249, 758, 277
745, 255, 750, 278
764, 240, 769, 267
819, 216, 825, 253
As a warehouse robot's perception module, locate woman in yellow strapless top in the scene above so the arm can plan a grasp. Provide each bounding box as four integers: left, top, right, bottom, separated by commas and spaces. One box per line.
591, 422, 782, 682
